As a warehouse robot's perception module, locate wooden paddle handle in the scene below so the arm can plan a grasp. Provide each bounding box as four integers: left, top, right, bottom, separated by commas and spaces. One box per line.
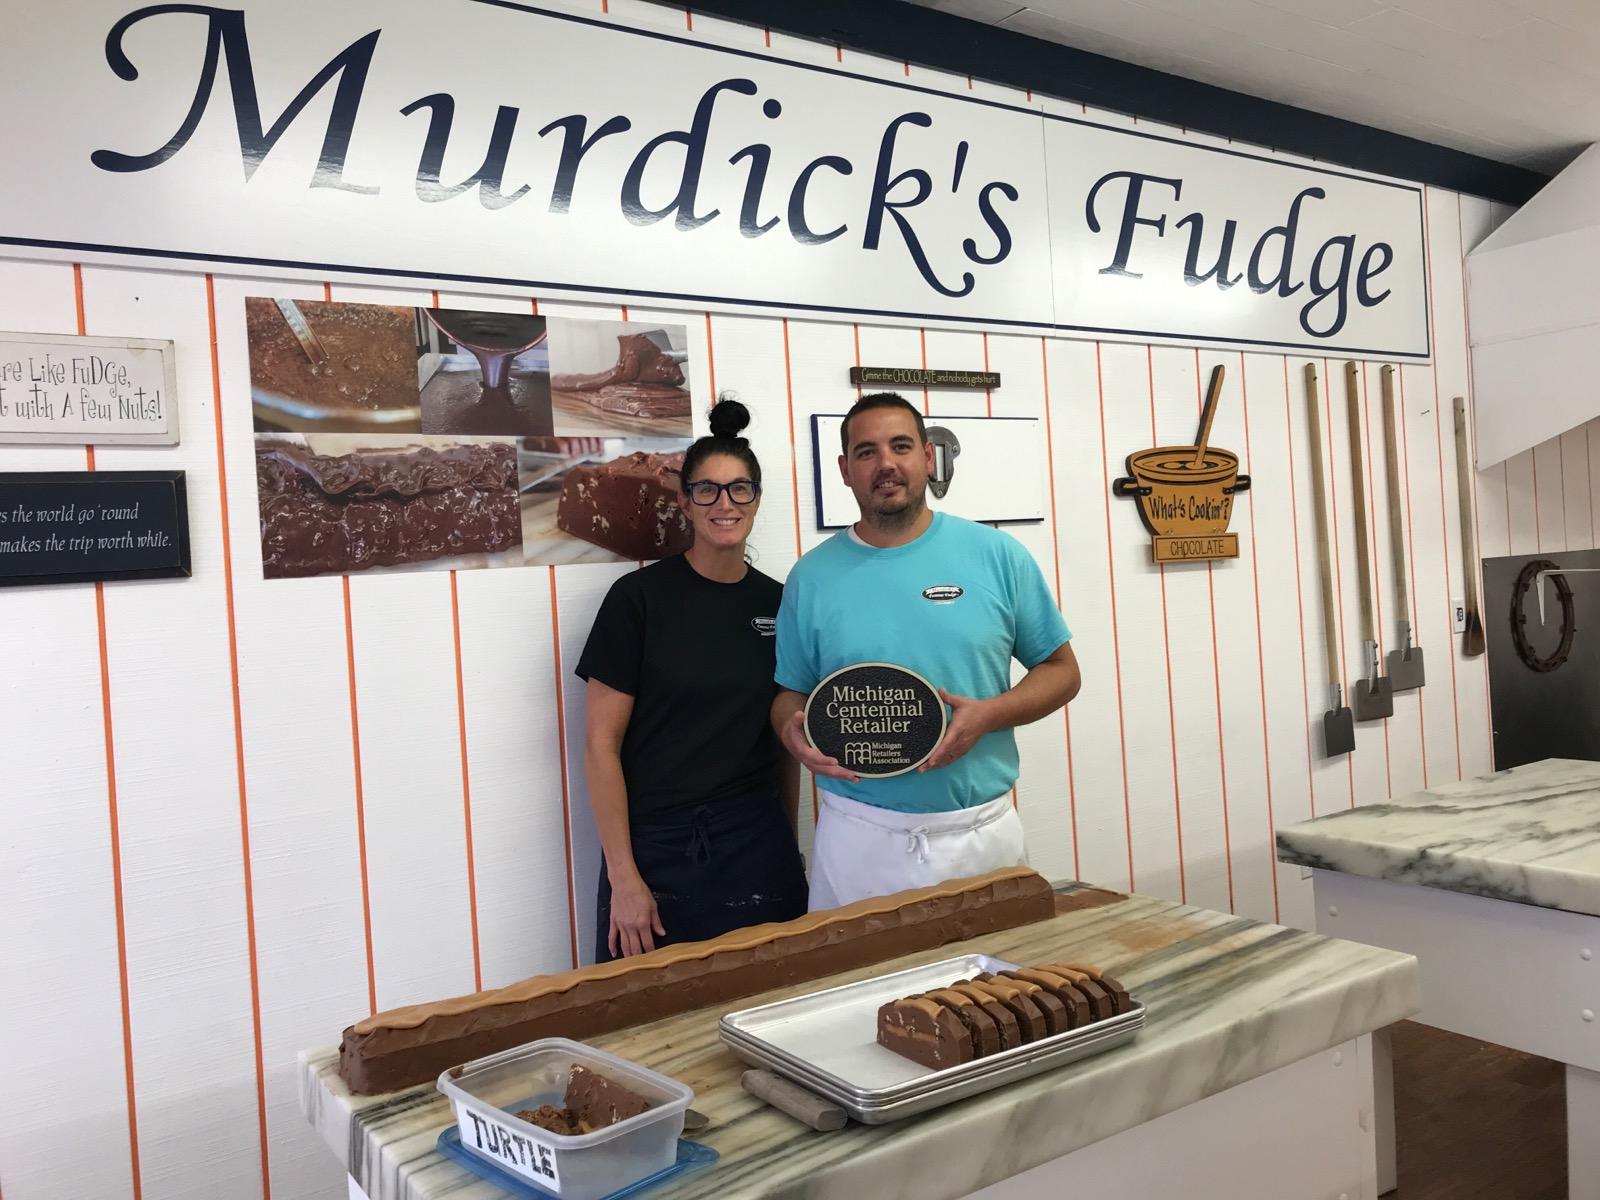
1304, 364, 1342, 685
741, 1069, 847, 1132
1380, 366, 1410, 627
1453, 398, 1480, 611
1344, 362, 1378, 644
1192, 363, 1225, 467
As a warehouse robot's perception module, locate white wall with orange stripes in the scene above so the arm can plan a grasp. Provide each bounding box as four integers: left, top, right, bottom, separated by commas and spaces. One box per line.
0, 3, 1516, 1198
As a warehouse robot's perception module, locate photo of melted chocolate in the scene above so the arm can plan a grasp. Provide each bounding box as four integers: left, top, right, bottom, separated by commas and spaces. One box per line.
548, 320, 693, 438
247, 299, 422, 432
419, 310, 553, 438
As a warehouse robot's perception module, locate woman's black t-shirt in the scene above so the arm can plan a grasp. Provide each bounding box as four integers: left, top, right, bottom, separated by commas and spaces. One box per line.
575, 554, 784, 816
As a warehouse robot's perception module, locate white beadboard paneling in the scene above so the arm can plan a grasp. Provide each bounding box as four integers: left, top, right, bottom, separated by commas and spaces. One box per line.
84, 265, 266, 1200
211, 274, 370, 1200
1532, 440, 1566, 553
1239, 353, 1317, 929
0, 258, 141, 1200
1148, 346, 1231, 915
981, 331, 1075, 883
555, 561, 635, 965
1561, 427, 1594, 552
1042, 337, 1130, 892
1504, 449, 1539, 557
1098, 340, 1185, 901
1197, 349, 1275, 925
1426, 189, 1494, 777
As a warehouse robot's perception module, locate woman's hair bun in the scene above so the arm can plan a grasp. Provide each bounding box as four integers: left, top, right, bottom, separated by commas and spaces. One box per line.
708, 393, 751, 441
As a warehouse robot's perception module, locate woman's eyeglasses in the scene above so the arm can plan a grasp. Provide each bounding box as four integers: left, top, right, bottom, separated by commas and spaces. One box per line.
684, 478, 760, 506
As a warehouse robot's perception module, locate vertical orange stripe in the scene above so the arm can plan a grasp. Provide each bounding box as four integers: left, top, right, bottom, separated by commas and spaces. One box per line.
1396, 367, 1430, 787
323, 282, 332, 302
1038, 338, 1078, 877
204, 276, 272, 1198
1240, 354, 1280, 921
78, 264, 144, 1200
1194, 352, 1232, 912
779, 319, 815, 825
1281, 358, 1317, 818
620, 305, 629, 321
1559, 438, 1571, 550
685, 6, 692, 30
531, 297, 540, 316
1148, 348, 1185, 901
1094, 344, 1134, 890
450, 572, 484, 991
917, 328, 929, 414
1321, 359, 1356, 807
836, 44, 842, 62
781, 320, 803, 563
341, 576, 378, 1014
852, 324, 862, 396
704, 312, 717, 399
903, 61, 910, 76
1358, 364, 1393, 796
764, 27, 771, 47
1589, 425, 1596, 548
981, 334, 992, 418
547, 568, 581, 967
1420, 188, 1463, 779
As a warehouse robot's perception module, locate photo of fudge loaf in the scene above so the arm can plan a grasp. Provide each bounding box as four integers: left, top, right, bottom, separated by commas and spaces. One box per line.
554, 450, 692, 561
875, 960, 1133, 1069
338, 867, 1056, 1094
256, 437, 522, 579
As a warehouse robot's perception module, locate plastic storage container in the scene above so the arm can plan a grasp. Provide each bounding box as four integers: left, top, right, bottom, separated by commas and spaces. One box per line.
437, 1038, 693, 1200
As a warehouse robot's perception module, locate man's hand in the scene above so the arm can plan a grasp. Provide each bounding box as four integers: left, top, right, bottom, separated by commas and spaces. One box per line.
919, 688, 997, 772
607, 871, 666, 958
780, 710, 860, 783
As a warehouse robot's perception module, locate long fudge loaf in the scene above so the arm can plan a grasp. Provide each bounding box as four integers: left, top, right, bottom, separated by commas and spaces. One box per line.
338, 867, 1054, 1094
555, 450, 692, 560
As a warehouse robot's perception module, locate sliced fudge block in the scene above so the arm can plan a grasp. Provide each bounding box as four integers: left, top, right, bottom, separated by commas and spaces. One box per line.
959, 977, 1049, 1043
945, 981, 1026, 1047
922, 989, 1003, 1057
877, 996, 974, 1069
978, 971, 1074, 1034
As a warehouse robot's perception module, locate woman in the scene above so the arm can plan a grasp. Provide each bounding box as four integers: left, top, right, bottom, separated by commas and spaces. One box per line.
575, 399, 807, 961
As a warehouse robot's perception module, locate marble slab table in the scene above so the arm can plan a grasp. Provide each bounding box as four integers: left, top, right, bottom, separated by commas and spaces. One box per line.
301, 884, 1415, 1200
1277, 757, 1600, 1198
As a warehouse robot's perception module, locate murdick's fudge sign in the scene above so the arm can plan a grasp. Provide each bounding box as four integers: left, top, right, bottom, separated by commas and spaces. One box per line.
805, 663, 946, 777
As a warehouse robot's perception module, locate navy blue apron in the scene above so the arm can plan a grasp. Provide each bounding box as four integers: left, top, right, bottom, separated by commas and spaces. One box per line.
594, 783, 807, 964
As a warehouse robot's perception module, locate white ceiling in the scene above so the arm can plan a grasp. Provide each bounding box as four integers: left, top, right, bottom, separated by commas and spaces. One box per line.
913, 0, 1600, 175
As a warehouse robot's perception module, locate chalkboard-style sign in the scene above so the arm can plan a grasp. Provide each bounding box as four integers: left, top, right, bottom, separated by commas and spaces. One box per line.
0, 470, 191, 586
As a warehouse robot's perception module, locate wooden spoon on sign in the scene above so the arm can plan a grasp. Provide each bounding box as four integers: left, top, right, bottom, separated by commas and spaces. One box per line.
1192, 363, 1226, 467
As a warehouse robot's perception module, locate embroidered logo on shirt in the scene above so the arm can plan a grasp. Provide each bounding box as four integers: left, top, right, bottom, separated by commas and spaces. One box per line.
751, 616, 777, 636
921, 584, 964, 603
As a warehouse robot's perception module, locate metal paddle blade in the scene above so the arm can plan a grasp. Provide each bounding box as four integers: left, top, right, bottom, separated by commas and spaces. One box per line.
1463, 610, 1487, 657
1353, 674, 1394, 721
1386, 643, 1426, 692
1323, 704, 1356, 757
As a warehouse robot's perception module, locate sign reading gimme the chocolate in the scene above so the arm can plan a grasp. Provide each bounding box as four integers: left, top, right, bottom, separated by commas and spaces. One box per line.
805, 664, 946, 777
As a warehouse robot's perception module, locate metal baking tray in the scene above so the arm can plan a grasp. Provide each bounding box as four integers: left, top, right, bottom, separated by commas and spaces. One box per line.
719, 954, 1144, 1123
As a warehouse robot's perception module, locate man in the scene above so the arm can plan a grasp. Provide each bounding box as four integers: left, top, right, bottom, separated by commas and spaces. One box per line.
772, 392, 1080, 909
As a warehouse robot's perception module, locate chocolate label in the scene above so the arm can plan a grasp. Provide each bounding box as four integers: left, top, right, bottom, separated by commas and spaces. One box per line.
804, 663, 947, 777
455, 1101, 562, 1190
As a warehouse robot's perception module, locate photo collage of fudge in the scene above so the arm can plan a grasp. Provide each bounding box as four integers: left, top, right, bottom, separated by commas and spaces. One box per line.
246, 297, 695, 580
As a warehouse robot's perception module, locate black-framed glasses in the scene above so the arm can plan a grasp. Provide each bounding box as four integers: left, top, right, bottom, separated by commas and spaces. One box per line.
684, 478, 760, 506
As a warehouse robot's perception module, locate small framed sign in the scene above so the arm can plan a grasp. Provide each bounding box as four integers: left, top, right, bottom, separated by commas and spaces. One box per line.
849, 366, 1000, 390
0, 331, 179, 446
0, 471, 191, 586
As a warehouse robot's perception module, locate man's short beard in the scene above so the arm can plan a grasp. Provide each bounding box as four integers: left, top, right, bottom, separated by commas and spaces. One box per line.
862, 479, 927, 528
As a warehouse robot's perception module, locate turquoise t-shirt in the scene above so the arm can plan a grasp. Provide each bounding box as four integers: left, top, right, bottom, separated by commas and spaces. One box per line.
775, 513, 1072, 813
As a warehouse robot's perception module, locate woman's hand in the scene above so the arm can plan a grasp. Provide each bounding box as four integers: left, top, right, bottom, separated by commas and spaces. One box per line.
608, 871, 666, 958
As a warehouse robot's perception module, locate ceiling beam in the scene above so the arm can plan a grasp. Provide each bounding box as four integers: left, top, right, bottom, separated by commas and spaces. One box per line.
687, 0, 1548, 205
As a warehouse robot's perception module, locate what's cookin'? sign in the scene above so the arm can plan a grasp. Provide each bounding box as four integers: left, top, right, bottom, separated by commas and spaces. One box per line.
0, 1, 1428, 359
